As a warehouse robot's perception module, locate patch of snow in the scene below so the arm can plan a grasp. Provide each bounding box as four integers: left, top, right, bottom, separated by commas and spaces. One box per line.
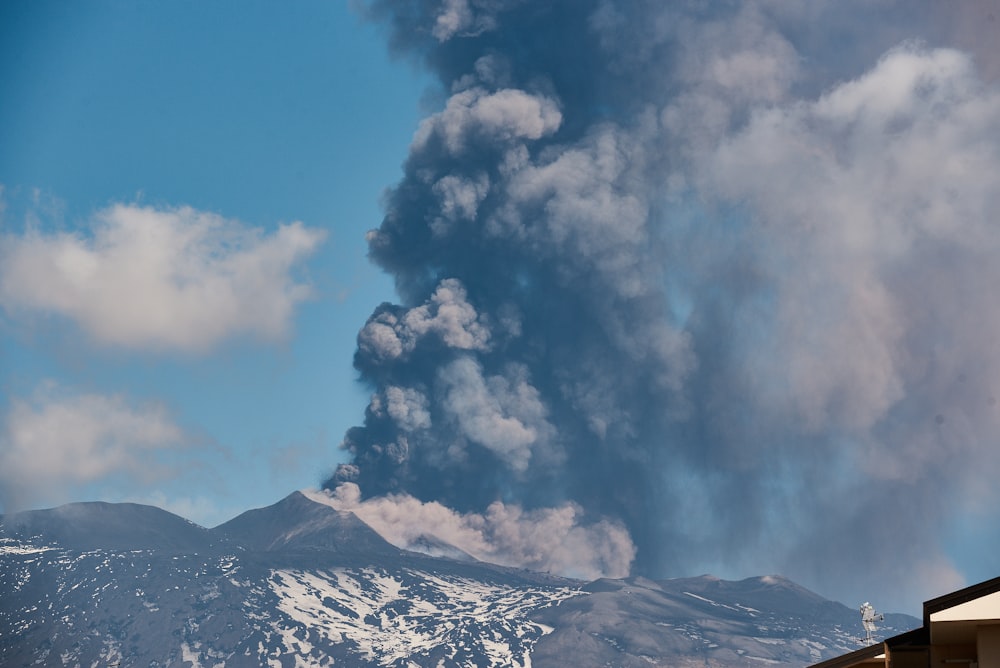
683, 591, 715, 604
682, 590, 746, 614
268, 566, 582, 667
0, 541, 56, 555
181, 642, 203, 668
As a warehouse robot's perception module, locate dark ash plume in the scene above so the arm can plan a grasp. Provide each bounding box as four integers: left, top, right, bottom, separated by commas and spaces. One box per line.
324, 0, 1000, 612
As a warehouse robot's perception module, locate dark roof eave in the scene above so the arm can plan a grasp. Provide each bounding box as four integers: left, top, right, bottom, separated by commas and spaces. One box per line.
809, 626, 929, 668
884, 626, 928, 648
922, 575, 1000, 627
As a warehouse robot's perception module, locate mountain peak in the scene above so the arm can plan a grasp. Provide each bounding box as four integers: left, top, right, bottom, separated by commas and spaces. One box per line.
211, 491, 400, 555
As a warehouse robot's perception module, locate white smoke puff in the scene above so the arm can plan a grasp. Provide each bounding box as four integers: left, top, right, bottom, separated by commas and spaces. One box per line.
309, 484, 635, 580
814, 45, 973, 126
368, 391, 385, 418
357, 317, 406, 363
391, 0, 525, 44
432, 0, 475, 40
404, 278, 492, 349
357, 278, 492, 362
498, 126, 651, 296
384, 386, 432, 432
480, 501, 637, 580
437, 357, 556, 472
386, 437, 409, 464
431, 173, 491, 236
413, 87, 562, 154
432, 0, 517, 42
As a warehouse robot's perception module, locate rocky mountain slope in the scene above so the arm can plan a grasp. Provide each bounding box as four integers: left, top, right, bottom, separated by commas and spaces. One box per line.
0, 492, 917, 667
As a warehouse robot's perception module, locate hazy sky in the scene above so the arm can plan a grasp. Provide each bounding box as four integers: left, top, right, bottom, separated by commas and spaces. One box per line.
3, 1, 1000, 616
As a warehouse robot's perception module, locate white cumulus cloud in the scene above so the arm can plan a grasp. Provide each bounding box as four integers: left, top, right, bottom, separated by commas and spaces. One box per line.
0, 202, 325, 352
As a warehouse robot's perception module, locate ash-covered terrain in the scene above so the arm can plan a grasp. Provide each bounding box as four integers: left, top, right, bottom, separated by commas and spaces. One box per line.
0, 493, 917, 667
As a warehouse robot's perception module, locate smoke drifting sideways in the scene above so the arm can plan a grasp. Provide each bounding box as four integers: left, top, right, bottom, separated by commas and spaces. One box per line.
322, 0, 1000, 612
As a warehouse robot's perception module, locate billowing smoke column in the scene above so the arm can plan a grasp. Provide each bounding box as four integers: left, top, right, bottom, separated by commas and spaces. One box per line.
324, 0, 1000, 610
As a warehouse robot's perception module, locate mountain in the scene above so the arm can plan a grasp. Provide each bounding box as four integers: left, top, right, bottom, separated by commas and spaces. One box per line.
213, 490, 400, 556
0, 493, 918, 667
0, 500, 212, 551
530, 575, 916, 667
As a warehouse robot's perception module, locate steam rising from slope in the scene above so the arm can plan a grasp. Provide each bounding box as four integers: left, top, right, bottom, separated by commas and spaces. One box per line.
307, 485, 634, 580
326, 0, 1000, 611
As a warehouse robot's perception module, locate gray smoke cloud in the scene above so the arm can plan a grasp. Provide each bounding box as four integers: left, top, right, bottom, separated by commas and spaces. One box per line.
325, 0, 1000, 613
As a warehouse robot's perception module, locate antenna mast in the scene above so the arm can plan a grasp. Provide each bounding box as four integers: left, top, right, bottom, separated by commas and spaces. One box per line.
859, 602, 884, 645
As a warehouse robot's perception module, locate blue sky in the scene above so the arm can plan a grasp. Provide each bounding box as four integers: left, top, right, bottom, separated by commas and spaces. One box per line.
0, 1, 429, 526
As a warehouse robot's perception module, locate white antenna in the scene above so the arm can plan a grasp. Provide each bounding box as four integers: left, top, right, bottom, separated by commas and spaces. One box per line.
859, 602, 883, 645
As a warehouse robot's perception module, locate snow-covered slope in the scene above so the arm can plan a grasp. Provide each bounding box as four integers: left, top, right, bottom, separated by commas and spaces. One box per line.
268, 566, 579, 667
531, 575, 915, 667
0, 493, 918, 667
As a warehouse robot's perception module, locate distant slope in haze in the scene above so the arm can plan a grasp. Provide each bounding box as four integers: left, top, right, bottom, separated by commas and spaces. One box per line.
0, 501, 212, 552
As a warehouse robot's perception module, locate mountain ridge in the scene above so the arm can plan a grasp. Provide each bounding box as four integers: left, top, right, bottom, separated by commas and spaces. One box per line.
212, 490, 401, 556
0, 492, 919, 667
0, 499, 213, 552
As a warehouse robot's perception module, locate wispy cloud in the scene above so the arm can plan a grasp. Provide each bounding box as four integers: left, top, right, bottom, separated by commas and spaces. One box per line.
0, 202, 325, 352
0, 382, 191, 512
127, 490, 236, 529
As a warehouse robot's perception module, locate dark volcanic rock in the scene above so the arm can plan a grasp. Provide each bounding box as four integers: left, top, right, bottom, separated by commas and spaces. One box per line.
212, 490, 399, 555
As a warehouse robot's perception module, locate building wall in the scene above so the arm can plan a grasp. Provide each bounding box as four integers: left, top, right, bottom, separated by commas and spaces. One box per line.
930, 642, 976, 667
977, 624, 1000, 667
887, 648, 925, 668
